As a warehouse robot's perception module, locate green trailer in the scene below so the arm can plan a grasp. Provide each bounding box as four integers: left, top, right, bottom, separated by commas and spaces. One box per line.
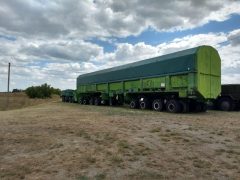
76, 45, 221, 113
60, 89, 76, 103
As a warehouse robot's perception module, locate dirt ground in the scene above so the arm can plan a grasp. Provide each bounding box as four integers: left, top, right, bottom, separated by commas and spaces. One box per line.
0, 101, 239, 180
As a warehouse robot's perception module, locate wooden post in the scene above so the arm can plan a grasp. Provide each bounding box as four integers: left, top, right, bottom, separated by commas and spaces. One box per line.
7, 62, 11, 93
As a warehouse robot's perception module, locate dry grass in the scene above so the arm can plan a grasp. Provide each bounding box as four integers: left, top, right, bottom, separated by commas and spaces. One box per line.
0, 92, 60, 110
0, 102, 240, 179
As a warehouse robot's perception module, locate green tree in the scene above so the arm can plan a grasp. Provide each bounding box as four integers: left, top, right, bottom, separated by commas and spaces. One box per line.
25, 83, 61, 98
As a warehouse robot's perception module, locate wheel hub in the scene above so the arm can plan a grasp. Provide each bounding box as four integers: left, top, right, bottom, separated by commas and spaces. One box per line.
154, 103, 159, 109
168, 104, 175, 111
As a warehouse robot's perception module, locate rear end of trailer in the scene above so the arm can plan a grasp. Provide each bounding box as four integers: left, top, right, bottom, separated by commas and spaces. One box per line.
185, 46, 221, 111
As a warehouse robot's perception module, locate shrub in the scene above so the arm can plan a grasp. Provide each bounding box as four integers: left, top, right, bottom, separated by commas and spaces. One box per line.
25, 83, 61, 98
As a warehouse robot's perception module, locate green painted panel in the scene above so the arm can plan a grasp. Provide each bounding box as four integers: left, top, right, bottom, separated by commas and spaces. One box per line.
97, 83, 108, 92
197, 46, 221, 99
198, 73, 211, 97
170, 75, 188, 88
165, 76, 170, 91
210, 75, 221, 98
86, 84, 96, 92
211, 49, 221, 76
78, 85, 86, 92
187, 73, 196, 91
198, 48, 211, 75
109, 82, 123, 91
125, 80, 140, 92
142, 77, 166, 89
178, 90, 187, 97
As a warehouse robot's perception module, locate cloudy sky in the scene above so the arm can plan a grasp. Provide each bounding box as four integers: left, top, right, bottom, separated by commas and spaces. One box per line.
0, 0, 240, 91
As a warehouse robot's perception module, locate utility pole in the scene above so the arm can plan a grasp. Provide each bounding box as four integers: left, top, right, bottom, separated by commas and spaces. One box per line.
7, 62, 11, 93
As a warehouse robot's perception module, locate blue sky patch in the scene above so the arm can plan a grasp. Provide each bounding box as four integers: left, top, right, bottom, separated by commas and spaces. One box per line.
0, 34, 17, 41
90, 14, 240, 53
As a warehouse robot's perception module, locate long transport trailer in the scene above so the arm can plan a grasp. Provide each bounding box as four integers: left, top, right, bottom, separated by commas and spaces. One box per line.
66, 45, 221, 113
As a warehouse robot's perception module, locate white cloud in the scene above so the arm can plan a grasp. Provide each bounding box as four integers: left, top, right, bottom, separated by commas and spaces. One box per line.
1, 29, 240, 91
0, 0, 240, 91
227, 29, 240, 45
222, 73, 240, 84
93, 31, 240, 85
94, 32, 231, 67
0, 0, 239, 39
21, 39, 104, 62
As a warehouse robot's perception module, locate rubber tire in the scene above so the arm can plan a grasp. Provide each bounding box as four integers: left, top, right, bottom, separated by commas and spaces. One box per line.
200, 103, 207, 112
194, 103, 202, 112
179, 100, 189, 113
101, 100, 108, 105
237, 102, 240, 110
218, 97, 234, 111
152, 99, 163, 111
94, 97, 101, 106
129, 100, 138, 109
65, 97, 69, 102
139, 99, 150, 110
89, 98, 94, 105
109, 98, 116, 106
166, 99, 181, 113
82, 99, 88, 105
78, 98, 83, 104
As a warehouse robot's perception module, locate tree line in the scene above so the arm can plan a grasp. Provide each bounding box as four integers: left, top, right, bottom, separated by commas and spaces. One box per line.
25, 83, 61, 98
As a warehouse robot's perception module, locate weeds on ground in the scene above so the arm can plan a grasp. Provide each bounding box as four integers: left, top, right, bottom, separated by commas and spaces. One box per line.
149, 127, 161, 133
118, 140, 130, 150
193, 159, 212, 169
85, 153, 97, 164
128, 169, 164, 179
76, 129, 91, 140
110, 154, 123, 164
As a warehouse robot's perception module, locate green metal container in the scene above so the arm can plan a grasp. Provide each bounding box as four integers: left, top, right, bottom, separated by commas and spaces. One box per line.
77, 46, 221, 100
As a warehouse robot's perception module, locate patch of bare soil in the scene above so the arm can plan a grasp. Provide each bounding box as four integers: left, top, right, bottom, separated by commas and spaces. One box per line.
0, 102, 239, 179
